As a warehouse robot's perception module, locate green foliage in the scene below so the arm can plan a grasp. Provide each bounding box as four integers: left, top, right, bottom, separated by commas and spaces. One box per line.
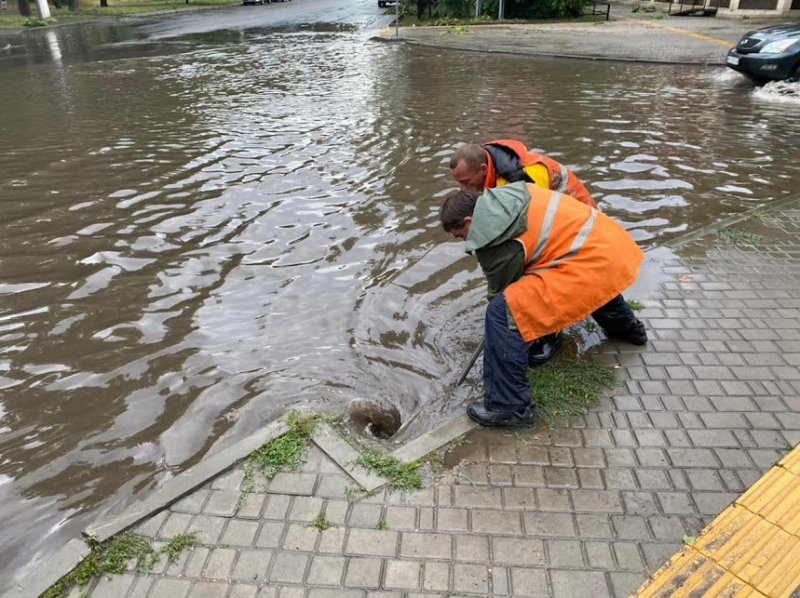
309, 512, 332, 531
718, 227, 765, 247
345, 486, 367, 502
527, 356, 617, 426
23, 16, 51, 26
162, 533, 197, 564
43, 531, 196, 598
376, 516, 388, 530
436, 0, 474, 18
626, 299, 644, 312
480, 0, 584, 19
243, 412, 317, 489
356, 451, 423, 491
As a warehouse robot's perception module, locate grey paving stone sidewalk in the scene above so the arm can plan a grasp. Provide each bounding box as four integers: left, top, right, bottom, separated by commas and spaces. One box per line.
76, 201, 800, 597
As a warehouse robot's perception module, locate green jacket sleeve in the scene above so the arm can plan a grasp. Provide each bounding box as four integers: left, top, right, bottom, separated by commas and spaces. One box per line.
476, 240, 525, 300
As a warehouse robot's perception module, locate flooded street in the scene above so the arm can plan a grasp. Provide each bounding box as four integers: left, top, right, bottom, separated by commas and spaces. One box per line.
1, 0, 800, 588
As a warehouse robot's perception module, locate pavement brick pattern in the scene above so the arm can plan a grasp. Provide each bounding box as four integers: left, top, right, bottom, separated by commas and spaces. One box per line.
80, 204, 800, 597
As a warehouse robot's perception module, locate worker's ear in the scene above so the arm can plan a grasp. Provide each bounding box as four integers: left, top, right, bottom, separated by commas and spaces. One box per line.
479, 163, 488, 175
464, 216, 473, 226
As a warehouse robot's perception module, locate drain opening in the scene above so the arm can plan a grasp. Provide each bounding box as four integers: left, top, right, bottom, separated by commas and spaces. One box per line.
347, 399, 401, 440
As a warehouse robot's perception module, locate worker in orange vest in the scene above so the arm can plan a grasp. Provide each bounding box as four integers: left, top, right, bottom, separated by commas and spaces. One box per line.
449, 140, 596, 208
449, 140, 598, 368
441, 181, 647, 428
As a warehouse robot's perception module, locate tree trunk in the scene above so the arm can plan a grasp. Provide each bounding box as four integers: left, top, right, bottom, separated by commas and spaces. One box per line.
52, 0, 62, 8
18, 0, 31, 16
67, 0, 77, 10
99, 0, 107, 6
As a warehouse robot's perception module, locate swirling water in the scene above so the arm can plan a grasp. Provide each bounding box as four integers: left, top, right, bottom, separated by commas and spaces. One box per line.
1, 14, 799, 588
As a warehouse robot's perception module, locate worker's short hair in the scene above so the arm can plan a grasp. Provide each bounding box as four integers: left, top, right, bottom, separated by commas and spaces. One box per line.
440, 189, 480, 231
449, 144, 487, 171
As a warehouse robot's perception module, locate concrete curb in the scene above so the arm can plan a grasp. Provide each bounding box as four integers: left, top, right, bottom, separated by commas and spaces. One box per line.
369, 31, 726, 66
2, 409, 475, 598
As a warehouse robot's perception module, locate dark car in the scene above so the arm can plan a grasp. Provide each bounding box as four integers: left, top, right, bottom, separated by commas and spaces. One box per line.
726, 23, 800, 82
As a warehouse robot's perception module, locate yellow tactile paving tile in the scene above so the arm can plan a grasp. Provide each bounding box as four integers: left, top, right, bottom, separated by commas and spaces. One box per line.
692, 506, 763, 557
721, 525, 796, 585
703, 571, 769, 598
636, 548, 719, 598
635, 458, 800, 598
772, 507, 800, 538
778, 445, 800, 476
752, 539, 800, 598
637, 553, 768, 598
735, 466, 794, 513
736, 468, 800, 518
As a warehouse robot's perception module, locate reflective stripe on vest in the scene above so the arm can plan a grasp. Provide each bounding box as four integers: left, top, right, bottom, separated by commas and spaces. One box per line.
536, 208, 598, 271
528, 191, 563, 265
555, 163, 569, 193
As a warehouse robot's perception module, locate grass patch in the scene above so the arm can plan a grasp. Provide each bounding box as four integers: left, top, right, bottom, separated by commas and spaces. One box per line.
43, 531, 196, 598
162, 532, 197, 564
376, 516, 388, 530
355, 451, 423, 491
238, 411, 317, 509
718, 227, 765, 247
0, 0, 239, 29
527, 356, 617, 427
309, 512, 332, 532
242, 411, 317, 491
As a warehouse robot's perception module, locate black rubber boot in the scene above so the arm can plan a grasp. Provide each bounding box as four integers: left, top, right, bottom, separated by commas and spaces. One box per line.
466, 403, 535, 428
528, 332, 564, 366
592, 295, 648, 346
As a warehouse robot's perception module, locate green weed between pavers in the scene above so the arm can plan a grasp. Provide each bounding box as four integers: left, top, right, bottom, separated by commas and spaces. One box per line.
527, 356, 617, 427
355, 451, 423, 491
309, 512, 332, 532
626, 299, 644, 312
42, 532, 196, 598
242, 411, 318, 492
718, 227, 765, 247
376, 516, 388, 530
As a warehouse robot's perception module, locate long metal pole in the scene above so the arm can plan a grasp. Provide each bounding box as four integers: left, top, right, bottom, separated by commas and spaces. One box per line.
395, 0, 399, 37
455, 337, 485, 386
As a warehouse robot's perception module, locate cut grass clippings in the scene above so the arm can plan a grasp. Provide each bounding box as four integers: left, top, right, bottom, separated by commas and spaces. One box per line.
355, 451, 423, 491
527, 355, 617, 427
42, 532, 196, 598
718, 227, 765, 247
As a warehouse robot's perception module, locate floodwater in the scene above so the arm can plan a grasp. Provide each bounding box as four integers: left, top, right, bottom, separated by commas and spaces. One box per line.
1, 5, 800, 588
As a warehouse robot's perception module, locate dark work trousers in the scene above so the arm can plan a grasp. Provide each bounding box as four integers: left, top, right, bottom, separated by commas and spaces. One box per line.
483, 293, 532, 412
483, 292, 639, 412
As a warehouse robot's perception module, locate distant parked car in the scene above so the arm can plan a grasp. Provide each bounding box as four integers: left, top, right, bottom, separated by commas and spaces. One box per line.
378, 0, 398, 7
726, 23, 800, 83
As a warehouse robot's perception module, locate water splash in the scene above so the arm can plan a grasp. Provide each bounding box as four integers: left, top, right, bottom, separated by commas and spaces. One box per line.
753, 79, 800, 104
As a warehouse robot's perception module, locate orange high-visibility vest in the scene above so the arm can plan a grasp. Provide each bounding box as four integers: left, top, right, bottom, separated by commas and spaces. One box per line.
483, 139, 596, 208
503, 184, 642, 342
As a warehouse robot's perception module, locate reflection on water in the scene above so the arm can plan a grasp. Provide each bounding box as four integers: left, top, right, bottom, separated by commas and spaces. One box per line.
1, 17, 800, 590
